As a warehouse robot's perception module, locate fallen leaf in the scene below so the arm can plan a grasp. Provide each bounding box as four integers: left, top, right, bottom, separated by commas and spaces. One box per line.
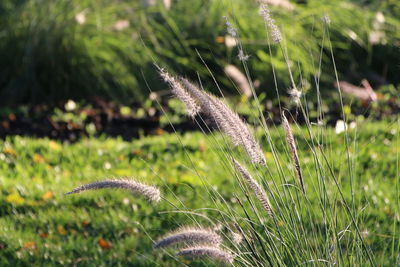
39, 233, 48, 239
33, 154, 45, 163
42, 191, 53, 201
198, 142, 207, 152
1, 120, 9, 129
3, 147, 16, 156
216, 36, 225, 43
98, 238, 111, 249
57, 225, 67, 236
154, 128, 165, 136
132, 149, 142, 156
8, 113, 16, 121
23, 241, 37, 251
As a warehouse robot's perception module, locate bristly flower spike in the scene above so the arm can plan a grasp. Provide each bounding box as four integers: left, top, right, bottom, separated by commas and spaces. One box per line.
160, 69, 201, 117
65, 178, 161, 203
232, 159, 274, 217
224, 16, 238, 38
259, 4, 282, 44
282, 112, 305, 194
176, 246, 234, 265
179, 78, 266, 165
154, 227, 222, 248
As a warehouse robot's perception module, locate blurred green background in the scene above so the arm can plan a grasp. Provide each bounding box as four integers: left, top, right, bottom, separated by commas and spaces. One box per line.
0, 0, 399, 107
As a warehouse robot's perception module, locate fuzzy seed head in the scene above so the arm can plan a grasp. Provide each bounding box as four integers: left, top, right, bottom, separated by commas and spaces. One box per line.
282, 113, 305, 194
224, 16, 238, 38
179, 78, 265, 164
288, 88, 302, 106
65, 178, 161, 203
238, 50, 250, 62
160, 70, 201, 117
233, 159, 274, 217
259, 4, 282, 44
231, 231, 243, 245
322, 15, 331, 25
154, 227, 222, 249
176, 246, 234, 265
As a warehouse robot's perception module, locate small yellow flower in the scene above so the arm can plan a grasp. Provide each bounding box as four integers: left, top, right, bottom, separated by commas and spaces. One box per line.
6, 193, 25, 205
3, 147, 16, 156
48, 141, 61, 151
33, 154, 45, 163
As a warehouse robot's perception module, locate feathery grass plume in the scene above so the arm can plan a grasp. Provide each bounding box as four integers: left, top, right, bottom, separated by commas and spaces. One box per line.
224, 16, 237, 38
160, 69, 201, 117
65, 178, 161, 203
231, 231, 243, 245
322, 14, 331, 25
288, 88, 302, 106
179, 78, 266, 165
237, 49, 250, 62
282, 112, 305, 194
259, 4, 282, 44
154, 227, 222, 248
176, 246, 234, 265
232, 159, 274, 217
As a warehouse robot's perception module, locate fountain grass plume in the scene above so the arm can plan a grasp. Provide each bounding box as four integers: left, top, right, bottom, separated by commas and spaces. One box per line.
160, 69, 201, 117
65, 178, 161, 203
176, 246, 234, 265
179, 77, 266, 165
232, 158, 274, 217
154, 226, 222, 249
282, 112, 305, 194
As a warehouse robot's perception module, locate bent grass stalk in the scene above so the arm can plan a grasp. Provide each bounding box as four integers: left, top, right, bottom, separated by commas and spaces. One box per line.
154, 227, 222, 248
176, 246, 234, 265
232, 159, 274, 218
65, 178, 161, 203
178, 77, 266, 165
282, 112, 305, 194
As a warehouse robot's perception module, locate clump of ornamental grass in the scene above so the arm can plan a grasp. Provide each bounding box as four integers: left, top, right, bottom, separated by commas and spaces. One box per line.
65, 178, 161, 203
232, 158, 274, 218
153, 226, 222, 248
176, 246, 234, 265
282, 112, 305, 194
160, 69, 266, 165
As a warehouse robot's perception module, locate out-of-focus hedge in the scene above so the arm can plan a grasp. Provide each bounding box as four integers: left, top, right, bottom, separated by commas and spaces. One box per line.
0, 0, 399, 106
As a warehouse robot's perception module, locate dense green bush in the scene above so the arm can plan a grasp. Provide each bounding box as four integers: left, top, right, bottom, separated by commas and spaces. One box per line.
0, 0, 399, 106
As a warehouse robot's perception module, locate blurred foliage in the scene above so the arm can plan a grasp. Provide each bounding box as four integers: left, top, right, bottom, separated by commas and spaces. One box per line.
0, 0, 399, 106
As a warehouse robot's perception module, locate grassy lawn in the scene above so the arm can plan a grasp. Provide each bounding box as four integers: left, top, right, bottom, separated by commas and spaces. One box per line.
0, 121, 399, 266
